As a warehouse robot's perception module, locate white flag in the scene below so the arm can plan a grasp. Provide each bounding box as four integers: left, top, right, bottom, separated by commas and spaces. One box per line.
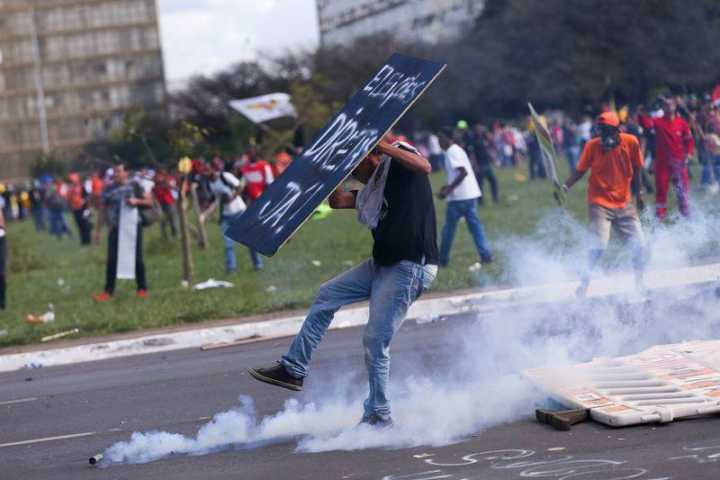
229, 93, 297, 124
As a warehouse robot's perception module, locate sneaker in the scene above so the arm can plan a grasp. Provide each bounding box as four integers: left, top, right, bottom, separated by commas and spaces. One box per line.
93, 292, 112, 302
480, 253, 494, 264
247, 362, 303, 391
360, 414, 394, 429
136, 289, 148, 298
468, 262, 482, 272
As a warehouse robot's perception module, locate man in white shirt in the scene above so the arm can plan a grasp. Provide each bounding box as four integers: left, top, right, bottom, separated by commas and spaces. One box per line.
437, 127, 493, 268
202, 162, 249, 273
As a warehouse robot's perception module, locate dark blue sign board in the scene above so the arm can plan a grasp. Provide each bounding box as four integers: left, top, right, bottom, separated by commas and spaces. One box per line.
226, 53, 446, 256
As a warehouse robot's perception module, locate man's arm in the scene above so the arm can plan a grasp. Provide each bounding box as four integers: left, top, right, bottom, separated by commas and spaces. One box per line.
376, 140, 431, 175
200, 198, 218, 222
328, 186, 357, 209
439, 167, 467, 199
562, 168, 586, 191
565, 141, 592, 191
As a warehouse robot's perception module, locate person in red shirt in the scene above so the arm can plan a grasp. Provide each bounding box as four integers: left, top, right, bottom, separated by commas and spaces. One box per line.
240, 148, 274, 270
241, 148, 274, 201
152, 169, 178, 239
68, 173, 92, 245
640, 97, 694, 219
562, 112, 647, 298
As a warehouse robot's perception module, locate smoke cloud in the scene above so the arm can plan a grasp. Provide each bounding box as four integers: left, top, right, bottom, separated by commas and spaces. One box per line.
101, 207, 720, 466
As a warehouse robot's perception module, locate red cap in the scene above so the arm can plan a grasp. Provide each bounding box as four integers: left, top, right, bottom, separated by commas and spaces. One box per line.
597, 111, 620, 127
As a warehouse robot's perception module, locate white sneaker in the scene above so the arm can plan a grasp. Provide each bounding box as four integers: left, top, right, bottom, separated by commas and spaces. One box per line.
468, 262, 482, 272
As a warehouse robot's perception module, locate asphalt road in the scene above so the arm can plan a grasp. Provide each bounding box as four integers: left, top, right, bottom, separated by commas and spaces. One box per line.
2, 293, 720, 480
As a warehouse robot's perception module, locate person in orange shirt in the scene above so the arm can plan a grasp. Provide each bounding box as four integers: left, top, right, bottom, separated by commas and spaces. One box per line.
562, 112, 647, 298
273, 149, 293, 177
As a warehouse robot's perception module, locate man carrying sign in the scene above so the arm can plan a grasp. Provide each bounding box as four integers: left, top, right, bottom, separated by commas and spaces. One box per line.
561, 112, 647, 298
249, 137, 438, 428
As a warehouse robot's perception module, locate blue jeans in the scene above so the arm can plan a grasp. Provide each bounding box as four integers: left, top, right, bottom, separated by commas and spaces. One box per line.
32, 206, 46, 231
48, 210, 71, 238
221, 215, 262, 272
281, 259, 437, 420
439, 199, 492, 265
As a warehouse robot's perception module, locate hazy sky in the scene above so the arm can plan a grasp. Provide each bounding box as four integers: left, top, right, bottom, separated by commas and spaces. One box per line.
158, 0, 319, 86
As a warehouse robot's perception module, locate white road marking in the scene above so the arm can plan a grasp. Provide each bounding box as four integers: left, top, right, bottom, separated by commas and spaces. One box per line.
0, 431, 96, 448
0, 397, 37, 406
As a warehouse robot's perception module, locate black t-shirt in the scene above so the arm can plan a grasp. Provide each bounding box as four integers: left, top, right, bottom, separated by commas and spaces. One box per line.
473, 136, 493, 169
371, 160, 438, 266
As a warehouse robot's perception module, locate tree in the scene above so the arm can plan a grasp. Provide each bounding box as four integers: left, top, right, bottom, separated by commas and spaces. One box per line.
443, 0, 720, 117
85, 109, 171, 169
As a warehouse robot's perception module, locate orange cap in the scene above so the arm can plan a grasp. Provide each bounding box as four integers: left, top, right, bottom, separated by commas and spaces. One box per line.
597, 111, 620, 127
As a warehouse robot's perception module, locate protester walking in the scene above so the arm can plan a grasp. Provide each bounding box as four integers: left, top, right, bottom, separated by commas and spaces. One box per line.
203, 162, 249, 274
562, 112, 647, 298
94, 164, 152, 301
29, 181, 46, 232
472, 124, 499, 204
640, 97, 695, 219
248, 138, 438, 428
436, 127, 493, 269
47, 182, 72, 239
153, 169, 178, 239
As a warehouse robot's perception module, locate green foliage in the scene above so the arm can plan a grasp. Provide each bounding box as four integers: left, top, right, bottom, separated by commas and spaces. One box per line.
439, 0, 720, 116
169, 121, 208, 160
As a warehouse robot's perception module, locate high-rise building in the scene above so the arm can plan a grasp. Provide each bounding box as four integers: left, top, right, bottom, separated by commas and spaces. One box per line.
316, 0, 484, 47
0, 0, 166, 179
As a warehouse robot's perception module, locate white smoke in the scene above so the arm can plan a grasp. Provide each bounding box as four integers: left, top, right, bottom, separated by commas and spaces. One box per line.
101, 206, 720, 466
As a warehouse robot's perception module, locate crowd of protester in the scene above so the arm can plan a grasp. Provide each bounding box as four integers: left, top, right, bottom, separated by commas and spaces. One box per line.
1, 85, 719, 310
0, 145, 288, 307
414, 85, 720, 216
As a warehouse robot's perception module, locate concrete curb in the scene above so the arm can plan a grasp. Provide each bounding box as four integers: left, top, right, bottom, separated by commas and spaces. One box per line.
1, 262, 718, 373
